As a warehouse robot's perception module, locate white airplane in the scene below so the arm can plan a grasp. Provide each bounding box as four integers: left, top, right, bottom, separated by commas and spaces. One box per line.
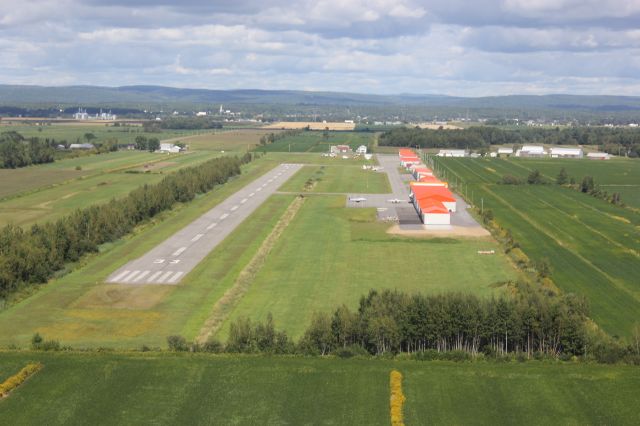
349, 197, 367, 203
387, 198, 406, 204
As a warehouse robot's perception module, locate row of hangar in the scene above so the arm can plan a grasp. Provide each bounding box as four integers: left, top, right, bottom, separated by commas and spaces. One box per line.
399, 149, 457, 226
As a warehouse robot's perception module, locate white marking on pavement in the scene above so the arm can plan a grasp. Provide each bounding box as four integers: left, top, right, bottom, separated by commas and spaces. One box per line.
240, 198, 247, 204
133, 270, 150, 283
173, 247, 187, 256
122, 270, 141, 283
230, 205, 238, 211
156, 271, 173, 284
249, 193, 255, 197
262, 183, 267, 187
112, 270, 131, 282
206, 223, 217, 230
191, 234, 204, 242
256, 187, 262, 192
167, 271, 184, 284
170, 259, 180, 264
220, 213, 229, 220
148, 271, 163, 282
153, 259, 165, 264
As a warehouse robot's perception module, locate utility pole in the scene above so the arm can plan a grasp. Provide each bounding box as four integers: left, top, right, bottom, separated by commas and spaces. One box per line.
481, 197, 484, 214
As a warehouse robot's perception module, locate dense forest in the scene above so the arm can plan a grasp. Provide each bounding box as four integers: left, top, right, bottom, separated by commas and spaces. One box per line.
0, 153, 252, 299
0, 131, 55, 168
379, 126, 640, 157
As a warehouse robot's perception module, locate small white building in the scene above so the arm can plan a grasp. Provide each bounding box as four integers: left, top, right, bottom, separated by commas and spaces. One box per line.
330, 145, 352, 154
196, 112, 207, 117
497, 147, 513, 156
356, 145, 367, 154
550, 147, 583, 158
516, 145, 546, 157
436, 149, 466, 157
587, 152, 611, 160
159, 143, 182, 153
69, 143, 95, 150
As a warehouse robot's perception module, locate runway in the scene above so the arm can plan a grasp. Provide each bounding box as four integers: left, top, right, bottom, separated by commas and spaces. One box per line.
106, 163, 303, 285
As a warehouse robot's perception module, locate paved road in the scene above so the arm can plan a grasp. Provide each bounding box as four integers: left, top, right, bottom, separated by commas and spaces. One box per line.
106, 163, 303, 285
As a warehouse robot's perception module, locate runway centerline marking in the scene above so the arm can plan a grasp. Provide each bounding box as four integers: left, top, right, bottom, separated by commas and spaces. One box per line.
191, 234, 204, 242
172, 247, 187, 256
249, 193, 255, 197
230, 205, 238, 211
206, 223, 217, 230
240, 198, 248, 204
220, 213, 229, 220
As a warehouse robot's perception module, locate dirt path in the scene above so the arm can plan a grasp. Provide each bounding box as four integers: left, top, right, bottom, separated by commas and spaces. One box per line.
386, 224, 491, 238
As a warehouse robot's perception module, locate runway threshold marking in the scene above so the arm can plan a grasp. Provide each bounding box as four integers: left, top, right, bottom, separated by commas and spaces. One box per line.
112, 270, 131, 282
148, 271, 163, 282
167, 271, 184, 283
173, 247, 187, 256
156, 271, 173, 284
122, 270, 141, 282
133, 270, 150, 282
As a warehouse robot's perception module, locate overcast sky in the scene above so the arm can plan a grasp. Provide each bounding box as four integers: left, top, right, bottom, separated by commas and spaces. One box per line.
1, 0, 639, 96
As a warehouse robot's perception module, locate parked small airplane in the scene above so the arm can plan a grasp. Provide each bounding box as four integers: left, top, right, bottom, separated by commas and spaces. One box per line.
387, 198, 405, 203
349, 197, 367, 203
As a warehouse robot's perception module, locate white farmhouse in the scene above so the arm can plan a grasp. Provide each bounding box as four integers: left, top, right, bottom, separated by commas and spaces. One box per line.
436, 149, 466, 157
516, 145, 546, 157
550, 147, 583, 158
497, 147, 513, 156
356, 145, 367, 154
587, 152, 611, 160
159, 143, 182, 153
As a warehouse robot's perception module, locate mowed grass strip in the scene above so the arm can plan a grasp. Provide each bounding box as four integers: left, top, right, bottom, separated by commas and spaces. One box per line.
438, 157, 640, 337
279, 165, 391, 194
217, 195, 519, 340
0, 352, 638, 425
0, 158, 293, 348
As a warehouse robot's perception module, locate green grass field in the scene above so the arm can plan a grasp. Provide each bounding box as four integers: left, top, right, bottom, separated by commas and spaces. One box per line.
0, 352, 638, 425
278, 165, 391, 193
218, 196, 519, 340
0, 151, 221, 226
435, 157, 640, 337
1, 123, 199, 146
258, 131, 374, 153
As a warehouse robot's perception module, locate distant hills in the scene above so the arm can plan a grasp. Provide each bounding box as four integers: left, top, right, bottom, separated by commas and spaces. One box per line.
1, 85, 640, 122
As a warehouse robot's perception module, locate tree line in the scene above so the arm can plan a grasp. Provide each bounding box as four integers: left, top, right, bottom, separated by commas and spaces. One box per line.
0, 153, 253, 299
259, 129, 304, 146
155, 287, 640, 364
379, 126, 640, 157
143, 117, 224, 132
0, 131, 55, 168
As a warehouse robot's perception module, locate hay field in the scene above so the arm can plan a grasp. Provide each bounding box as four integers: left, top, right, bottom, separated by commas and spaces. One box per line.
263, 121, 356, 131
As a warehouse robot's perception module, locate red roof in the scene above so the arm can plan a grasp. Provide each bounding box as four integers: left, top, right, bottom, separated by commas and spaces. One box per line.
400, 155, 420, 161
413, 167, 432, 174
417, 198, 449, 214
399, 149, 416, 157
411, 184, 455, 201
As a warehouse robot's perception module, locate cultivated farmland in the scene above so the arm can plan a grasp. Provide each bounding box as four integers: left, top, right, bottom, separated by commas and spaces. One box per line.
258, 131, 374, 153
0, 352, 638, 425
434, 156, 640, 337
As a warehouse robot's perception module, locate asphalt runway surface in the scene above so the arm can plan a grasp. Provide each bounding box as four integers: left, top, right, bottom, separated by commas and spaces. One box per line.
106, 163, 303, 285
